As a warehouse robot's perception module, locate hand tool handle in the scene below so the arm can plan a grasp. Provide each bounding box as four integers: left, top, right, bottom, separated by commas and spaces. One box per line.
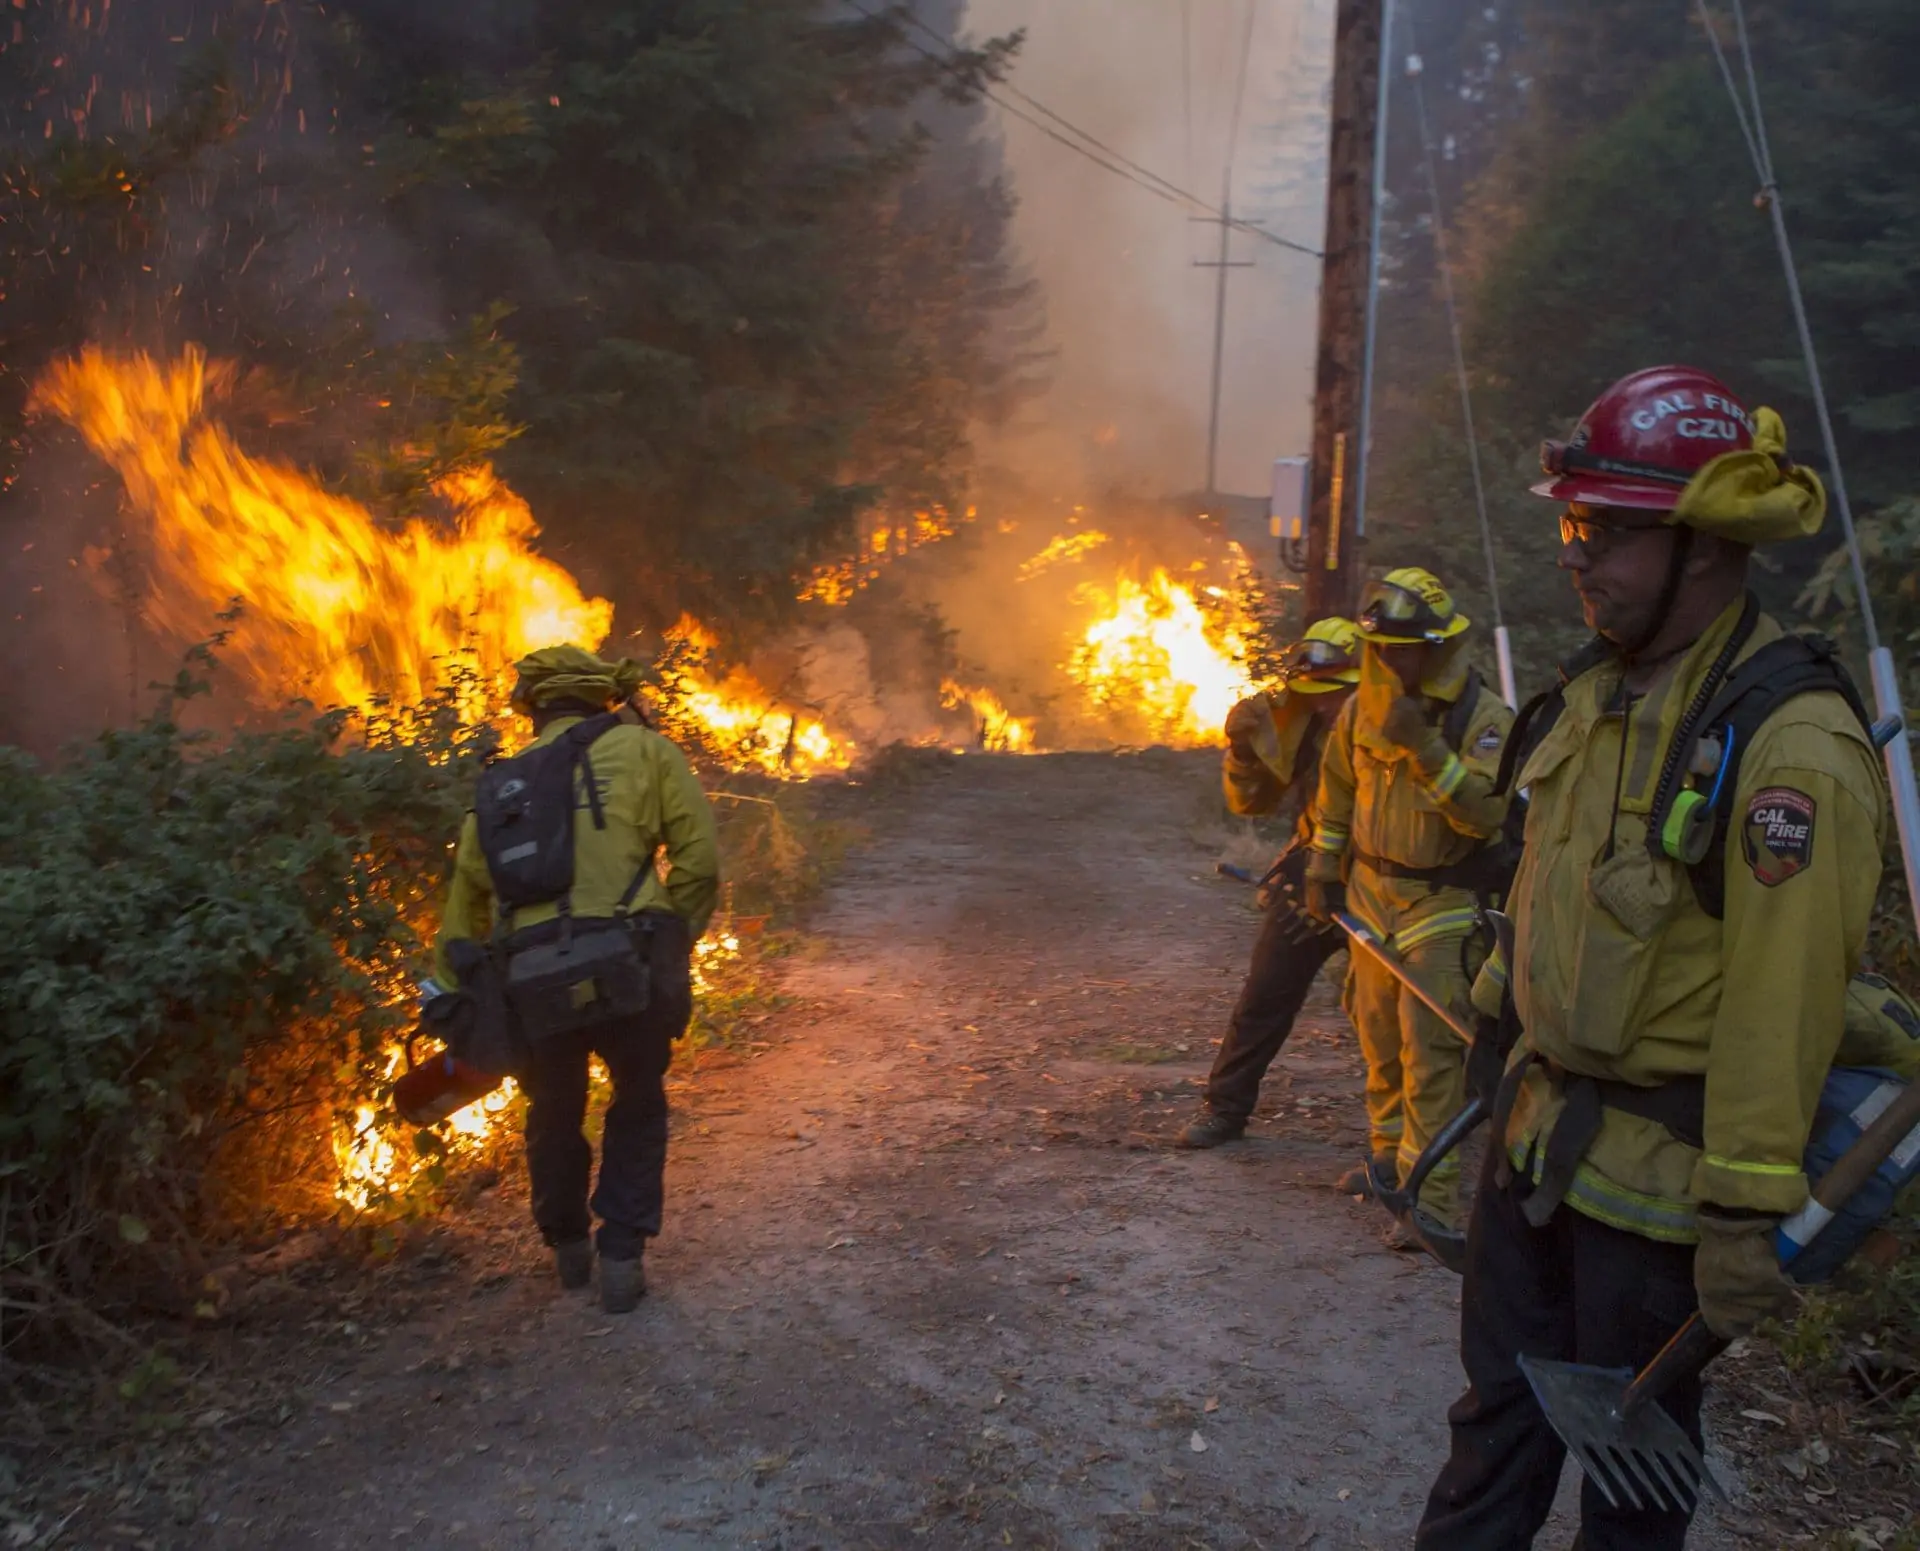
1392, 1093, 1487, 1212
1620, 1314, 1727, 1419
1778, 1074, 1920, 1257
1624, 1075, 1920, 1415
1804, 1076, 1920, 1211
1333, 911, 1480, 1045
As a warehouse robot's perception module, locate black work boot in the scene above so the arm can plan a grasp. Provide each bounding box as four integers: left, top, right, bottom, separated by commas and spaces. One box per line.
553, 1238, 593, 1291
1334, 1154, 1398, 1198
1179, 1111, 1247, 1149
600, 1252, 646, 1314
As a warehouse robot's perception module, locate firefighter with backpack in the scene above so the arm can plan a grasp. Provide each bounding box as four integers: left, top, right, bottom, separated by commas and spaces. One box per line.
436, 645, 720, 1314
1415, 367, 1888, 1550
1301, 567, 1515, 1247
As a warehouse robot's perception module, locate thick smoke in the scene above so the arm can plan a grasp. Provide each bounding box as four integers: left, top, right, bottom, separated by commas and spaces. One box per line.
963, 0, 1332, 500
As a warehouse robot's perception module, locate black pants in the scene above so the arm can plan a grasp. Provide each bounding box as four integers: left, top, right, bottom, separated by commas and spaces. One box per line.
1416, 1144, 1704, 1550
520, 913, 694, 1261
1203, 847, 1342, 1122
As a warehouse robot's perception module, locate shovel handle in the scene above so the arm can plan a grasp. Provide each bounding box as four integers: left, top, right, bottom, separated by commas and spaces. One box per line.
1620, 1314, 1727, 1420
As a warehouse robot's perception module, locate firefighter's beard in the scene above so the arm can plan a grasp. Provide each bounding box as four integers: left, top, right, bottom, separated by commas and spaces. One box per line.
1580, 579, 1665, 650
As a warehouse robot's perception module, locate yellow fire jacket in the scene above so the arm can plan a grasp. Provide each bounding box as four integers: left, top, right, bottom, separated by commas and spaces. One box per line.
1222, 688, 1326, 841
435, 715, 721, 985
1495, 597, 1887, 1242
1307, 644, 1515, 951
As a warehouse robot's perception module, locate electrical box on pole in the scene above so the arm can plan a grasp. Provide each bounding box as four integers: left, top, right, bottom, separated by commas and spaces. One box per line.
1271, 455, 1310, 571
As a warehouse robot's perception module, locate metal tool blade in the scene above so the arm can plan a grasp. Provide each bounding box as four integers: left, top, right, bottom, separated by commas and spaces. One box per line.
1517, 1353, 1722, 1515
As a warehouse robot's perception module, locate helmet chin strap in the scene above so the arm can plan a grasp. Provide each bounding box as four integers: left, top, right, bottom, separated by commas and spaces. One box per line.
1616, 524, 1694, 662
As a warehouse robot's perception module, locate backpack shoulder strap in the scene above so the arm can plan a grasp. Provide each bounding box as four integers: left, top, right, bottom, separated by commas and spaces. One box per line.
1681, 634, 1872, 918
565, 711, 622, 831
1698, 633, 1871, 745
615, 851, 660, 917
1441, 668, 1484, 754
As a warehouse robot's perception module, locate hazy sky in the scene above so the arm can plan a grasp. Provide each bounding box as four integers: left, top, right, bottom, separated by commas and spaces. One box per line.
963, 0, 1334, 499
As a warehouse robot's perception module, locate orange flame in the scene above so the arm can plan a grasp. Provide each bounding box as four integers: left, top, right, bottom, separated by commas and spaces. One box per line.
657, 616, 853, 777
31, 347, 613, 718
940, 678, 1035, 752
1068, 567, 1255, 745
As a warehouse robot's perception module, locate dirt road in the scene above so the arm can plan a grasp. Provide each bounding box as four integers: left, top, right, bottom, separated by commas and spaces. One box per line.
189, 751, 1751, 1549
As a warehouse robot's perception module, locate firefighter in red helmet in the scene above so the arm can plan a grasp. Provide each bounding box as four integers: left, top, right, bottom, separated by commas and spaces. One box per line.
1414, 368, 1887, 1549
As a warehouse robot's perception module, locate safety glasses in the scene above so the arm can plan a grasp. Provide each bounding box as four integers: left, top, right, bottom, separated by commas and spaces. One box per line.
1358, 580, 1450, 643
1282, 637, 1355, 677
1558, 507, 1673, 558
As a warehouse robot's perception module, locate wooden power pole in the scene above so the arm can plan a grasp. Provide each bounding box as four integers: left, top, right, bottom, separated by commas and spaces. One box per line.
1304, 0, 1387, 621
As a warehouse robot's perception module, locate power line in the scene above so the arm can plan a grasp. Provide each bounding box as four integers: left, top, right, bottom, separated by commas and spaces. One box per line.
1180, 0, 1194, 188
840, 0, 1320, 259
1225, 0, 1260, 186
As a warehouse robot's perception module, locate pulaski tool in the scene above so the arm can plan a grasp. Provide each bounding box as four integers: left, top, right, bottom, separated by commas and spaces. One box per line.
1519, 1074, 1920, 1514
1331, 911, 1493, 1271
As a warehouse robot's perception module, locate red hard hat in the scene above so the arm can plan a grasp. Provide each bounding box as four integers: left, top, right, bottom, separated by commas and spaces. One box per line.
1534, 365, 1758, 511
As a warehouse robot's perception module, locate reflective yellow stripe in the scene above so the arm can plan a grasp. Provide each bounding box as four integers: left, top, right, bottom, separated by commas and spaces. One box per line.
1701, 1154, 1803, 1178
1391, 907, 1482, 956
1509, 1143, 1699, 1244
1484, 951, 1509, 989
1310, 822, 1349, 855
1424, 753, 1468, 801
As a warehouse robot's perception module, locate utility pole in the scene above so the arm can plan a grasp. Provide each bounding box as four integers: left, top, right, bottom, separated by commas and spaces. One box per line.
1193, 170, 1255, 497
1304, 0, 1387, 620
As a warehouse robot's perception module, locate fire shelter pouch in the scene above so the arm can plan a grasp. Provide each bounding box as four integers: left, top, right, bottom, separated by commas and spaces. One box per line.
504, 920, 651, 1041
1564, 846, 1682, 1058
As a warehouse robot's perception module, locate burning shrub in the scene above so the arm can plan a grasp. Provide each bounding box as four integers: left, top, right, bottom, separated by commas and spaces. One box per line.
0, 652, 486, 1357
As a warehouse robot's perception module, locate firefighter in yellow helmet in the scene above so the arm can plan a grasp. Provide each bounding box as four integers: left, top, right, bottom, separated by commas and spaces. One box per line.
1416, 368, 1887, 1550
1301, 567, 1515, 1247
1182, 617, 1362, 1147
437, 645, 720, 1314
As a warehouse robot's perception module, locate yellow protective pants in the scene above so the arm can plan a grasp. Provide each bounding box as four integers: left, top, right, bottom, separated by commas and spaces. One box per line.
1343, 929, 1477, 1228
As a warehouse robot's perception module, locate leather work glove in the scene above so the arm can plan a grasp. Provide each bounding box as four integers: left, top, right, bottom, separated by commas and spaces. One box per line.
1378, 694, 1433, 752
1223, 694, 1269, 760
1694, 1207, 1796, 1340
1303, 877, 1346, 924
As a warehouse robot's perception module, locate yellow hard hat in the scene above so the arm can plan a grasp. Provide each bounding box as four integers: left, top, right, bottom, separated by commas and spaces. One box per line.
1282, 616, 1362, 692
1357, 566, 1470, 644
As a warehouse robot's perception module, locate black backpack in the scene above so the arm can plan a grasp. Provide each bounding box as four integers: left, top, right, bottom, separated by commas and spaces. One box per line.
1493, 598, 1873, 919
471, 713, 655, 1037
474, 712, 623, 917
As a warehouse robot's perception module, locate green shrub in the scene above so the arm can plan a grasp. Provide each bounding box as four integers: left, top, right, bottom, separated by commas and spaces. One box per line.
0, 653, 485, 1355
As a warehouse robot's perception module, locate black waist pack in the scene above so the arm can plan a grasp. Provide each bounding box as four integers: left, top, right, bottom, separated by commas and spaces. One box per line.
502, 916, 652, 1041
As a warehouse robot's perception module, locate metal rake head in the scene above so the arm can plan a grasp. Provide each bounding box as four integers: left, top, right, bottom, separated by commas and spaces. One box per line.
1517, 1353, 1724, 1514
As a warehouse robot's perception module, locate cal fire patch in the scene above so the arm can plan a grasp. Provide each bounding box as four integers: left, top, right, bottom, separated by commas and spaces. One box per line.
1474, 725, 1504, 754
1744, 786, 1816, 886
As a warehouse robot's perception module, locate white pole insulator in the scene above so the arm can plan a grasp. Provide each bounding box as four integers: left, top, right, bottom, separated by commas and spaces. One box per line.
1869, 647, 1920, 920
1493, 625, 1518, 710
